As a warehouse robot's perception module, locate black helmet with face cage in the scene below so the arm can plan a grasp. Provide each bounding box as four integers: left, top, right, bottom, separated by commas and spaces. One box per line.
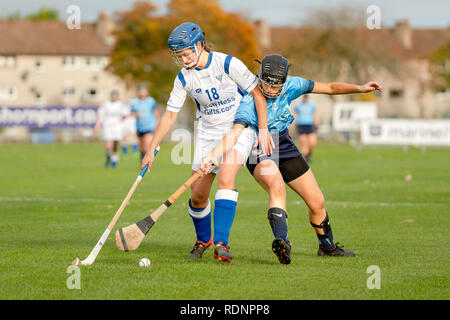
257, 54, 289, 98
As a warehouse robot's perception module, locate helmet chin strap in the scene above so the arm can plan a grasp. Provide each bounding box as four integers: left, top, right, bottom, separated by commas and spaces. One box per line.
184, 44, 204, 69
258, 82, 283, 99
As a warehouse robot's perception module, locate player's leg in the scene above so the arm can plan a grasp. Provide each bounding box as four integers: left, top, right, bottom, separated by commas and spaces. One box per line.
121, 133, 129, 155
212, 128, 256, 262
187, 136, 221, 259
111, 140, 120, 168
252, 159, 291, 264
299, 133, 310, 162
212, 149, 243, 262
285, 166, 355, 256
188, 171, 215, 259
138, 132, 152, 160
131, 132, 139, 157
307, 132, 318, 160
104, 140, 113, 167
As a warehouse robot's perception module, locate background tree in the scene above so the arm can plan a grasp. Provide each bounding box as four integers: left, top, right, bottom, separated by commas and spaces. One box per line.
283, 6, 400, 101
109, 0, 261, 104
431, 42, 450, 93
26, 7, 59, 20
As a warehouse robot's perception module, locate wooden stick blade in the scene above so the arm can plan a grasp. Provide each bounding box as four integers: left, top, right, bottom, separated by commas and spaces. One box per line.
115, 224, 146, 252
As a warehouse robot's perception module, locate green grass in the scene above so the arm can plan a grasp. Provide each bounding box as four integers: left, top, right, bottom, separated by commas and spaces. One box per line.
0, 141, 449, 299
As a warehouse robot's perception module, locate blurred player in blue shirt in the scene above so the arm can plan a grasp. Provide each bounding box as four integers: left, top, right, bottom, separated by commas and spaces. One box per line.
130, 84, 160, 160
292, 95, 319, 162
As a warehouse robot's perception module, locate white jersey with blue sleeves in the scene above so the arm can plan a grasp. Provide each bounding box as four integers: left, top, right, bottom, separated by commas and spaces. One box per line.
234, 76, 314, 133
166, 51, 258, 138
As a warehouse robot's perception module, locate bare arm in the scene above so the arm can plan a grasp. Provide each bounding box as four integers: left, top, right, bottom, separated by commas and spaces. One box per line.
199, 124, 245, 174
153, 108, 160, 122
249, 86, 274, 155
141, 110, 179, 170
312, 81, 383, 95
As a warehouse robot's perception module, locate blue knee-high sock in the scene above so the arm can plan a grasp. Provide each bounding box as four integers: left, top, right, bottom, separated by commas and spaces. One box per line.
268, 207, 289, 242
121, 145, 128, 155
132, 143, 139, 154
213, 189, 238, 245
317, 229, 335, 250
189, 199, 211, 243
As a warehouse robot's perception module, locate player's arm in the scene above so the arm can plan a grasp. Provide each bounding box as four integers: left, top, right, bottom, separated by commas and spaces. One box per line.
227, 56, 273, 155
312, 81, 383, 95
249, 86, 274, 155
93, 105, 104, 133
153, 108, 160, 121
199, 124, 246, 175
142, 73, 186, 171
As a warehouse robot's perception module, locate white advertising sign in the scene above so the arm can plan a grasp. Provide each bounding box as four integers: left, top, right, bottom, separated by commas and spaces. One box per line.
332, 102, 378, 131
361, 119, 450, 146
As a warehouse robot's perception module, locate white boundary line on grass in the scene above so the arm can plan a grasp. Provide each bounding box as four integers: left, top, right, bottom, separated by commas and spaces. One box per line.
0, 196, 448, 207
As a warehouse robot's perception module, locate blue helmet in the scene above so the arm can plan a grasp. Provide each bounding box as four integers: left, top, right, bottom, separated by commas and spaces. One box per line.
167, 22, 205, 53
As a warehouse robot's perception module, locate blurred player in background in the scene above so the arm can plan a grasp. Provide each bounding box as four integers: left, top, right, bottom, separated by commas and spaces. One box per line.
141, 22, 272, 263
120, 103, 139, 158
130, 84, 160, 160
93, 90, 129, 168
292, 95, 319, 163
200, 54, 382, 264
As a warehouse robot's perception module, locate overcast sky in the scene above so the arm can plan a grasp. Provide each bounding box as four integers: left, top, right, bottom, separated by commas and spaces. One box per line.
1, 0, 449, 28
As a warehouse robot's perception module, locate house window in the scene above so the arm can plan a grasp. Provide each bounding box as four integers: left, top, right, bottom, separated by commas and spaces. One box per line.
0, 56, 16, 68
62, 56, 77, 70
389, 89, 404, 99
35, 59, 44, 74
62, 86, 76, 101
84, 56, 107, 70
0, 86, 18, 101
83, 88, 103, 102
35, 92, 45, 106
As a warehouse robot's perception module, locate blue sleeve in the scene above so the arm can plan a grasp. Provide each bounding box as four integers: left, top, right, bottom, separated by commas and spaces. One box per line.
233, 101, 257, 130
289, 77, 315, 101
130, 101, 137, 113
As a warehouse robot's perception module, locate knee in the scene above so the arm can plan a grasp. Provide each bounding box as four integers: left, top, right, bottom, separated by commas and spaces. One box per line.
269, 182, 285, 199
189, 195, 209, 209
217, 173, 235, 190
308, 194, 325, 213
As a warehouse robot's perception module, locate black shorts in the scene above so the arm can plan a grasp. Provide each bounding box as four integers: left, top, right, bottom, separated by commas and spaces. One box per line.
246, 155, 310, 183
246, 128, 309, 182
137, 130, 154, 137
297, 125, 315, 134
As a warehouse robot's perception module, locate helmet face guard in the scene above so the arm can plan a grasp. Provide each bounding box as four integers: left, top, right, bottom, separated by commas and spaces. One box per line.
257, 54, 289, 98
168, 22, 205, 69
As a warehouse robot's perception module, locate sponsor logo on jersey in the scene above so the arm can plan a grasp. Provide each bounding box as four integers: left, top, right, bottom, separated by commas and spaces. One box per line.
195, 88, 202, 94
216, 74, 223, 81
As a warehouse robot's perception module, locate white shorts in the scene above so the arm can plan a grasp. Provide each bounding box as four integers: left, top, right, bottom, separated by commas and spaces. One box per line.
102, 123, 122, 141
122, 117, 136, 136
191, 127, 257, 174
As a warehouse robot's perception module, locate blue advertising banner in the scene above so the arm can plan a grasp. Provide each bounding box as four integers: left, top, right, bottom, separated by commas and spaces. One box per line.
0, 106, 99, 128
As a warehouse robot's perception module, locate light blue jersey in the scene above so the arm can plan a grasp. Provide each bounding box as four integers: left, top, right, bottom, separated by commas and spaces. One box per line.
131, 97, 157, 133
234, 76, 314, 133
294, 100, 316, 125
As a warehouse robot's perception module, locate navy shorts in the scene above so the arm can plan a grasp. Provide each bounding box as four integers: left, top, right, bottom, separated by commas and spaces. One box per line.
297, 125, 315, 135
246, 128, 310, 182
137, 130, 154, 137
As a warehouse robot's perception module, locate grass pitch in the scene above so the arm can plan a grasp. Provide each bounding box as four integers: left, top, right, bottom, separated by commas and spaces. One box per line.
0, 141, 449, 300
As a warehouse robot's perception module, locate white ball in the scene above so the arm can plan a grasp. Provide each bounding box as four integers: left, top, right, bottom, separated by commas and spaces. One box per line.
139, 258, 151, 267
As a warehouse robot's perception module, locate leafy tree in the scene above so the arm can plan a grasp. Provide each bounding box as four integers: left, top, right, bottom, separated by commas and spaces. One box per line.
109, 0, 261, 103
431, 42, 450, 92
26, 7, 59, 20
